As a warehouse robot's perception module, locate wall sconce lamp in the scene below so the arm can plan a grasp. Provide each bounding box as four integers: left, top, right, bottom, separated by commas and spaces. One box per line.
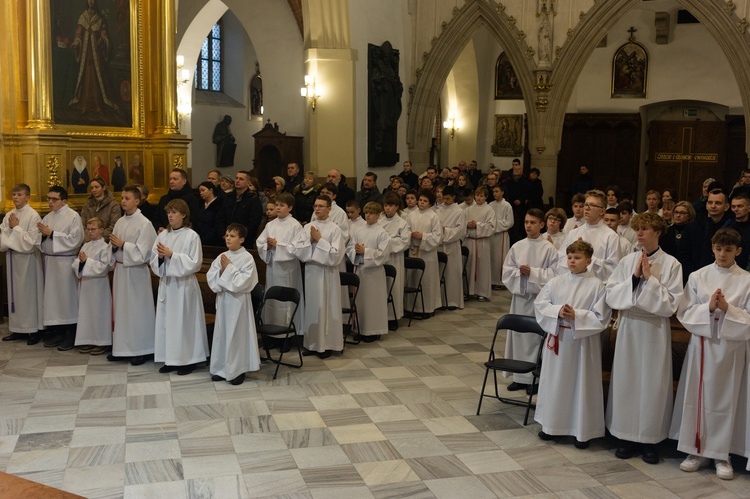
300, 75, 320, 112
176, 55, 192, 123
443, 114, 460, 139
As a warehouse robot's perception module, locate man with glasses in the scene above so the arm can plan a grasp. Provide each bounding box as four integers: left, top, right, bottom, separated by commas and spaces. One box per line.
37, 186, 84, 350
557, 189, 621, 280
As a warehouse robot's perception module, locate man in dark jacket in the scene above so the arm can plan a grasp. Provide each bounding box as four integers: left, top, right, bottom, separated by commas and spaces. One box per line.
285, 162, 303, 194
679, 189, 733, 282
153, 168, 200, 232
326, 168, 355, 210
218, 171, 263, 248
398, 161, 419, 189
502, 159, 530, 243
355, 172, 383, 217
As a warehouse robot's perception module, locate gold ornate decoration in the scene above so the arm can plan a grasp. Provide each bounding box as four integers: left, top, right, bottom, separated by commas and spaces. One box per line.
172, 154, 184, 170
46, 155, 62, 188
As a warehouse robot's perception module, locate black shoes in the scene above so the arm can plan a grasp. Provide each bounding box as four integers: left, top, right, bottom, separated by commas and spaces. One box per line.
211, 374, 226, 381
641, 444, 660, 464
27, 333, 41, 345
43, 331, 65, 348
159, 365, 178, 373
507, 382, 529, 392
318, 350, 333, 359
574, 439, 589, 449
388, 320, 399, 331
177, 365, 195, 376
230, 373, 245, 385
57, 332, 76, 351
2, 332, 26, 342
131, 355, 152, 366
526, 384, 539, 396
538, 431, 556, 441
615, 441, 635, 459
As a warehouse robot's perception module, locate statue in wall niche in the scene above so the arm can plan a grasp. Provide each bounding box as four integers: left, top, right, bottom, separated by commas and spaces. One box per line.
368, 41, 403, 167
537, 7, 553, 67
212, 115, 237, 167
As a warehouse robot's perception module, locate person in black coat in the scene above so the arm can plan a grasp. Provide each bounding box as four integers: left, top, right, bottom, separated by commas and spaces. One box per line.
196, 181, 224, 246
325, 168, 355, 210
218, 171, 263, 249
153, 168, 201, 232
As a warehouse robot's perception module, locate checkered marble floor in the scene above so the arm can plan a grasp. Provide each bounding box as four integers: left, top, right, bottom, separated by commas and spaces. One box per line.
0, 289, 748, 498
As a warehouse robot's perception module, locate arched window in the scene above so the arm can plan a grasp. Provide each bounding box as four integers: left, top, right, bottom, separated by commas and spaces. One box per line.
195, 22, 223, 92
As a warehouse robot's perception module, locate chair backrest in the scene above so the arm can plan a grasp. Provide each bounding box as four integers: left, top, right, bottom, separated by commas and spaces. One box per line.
437, 251, 448, 265
383, 264, 396, 298
461, 245, 470, 257
492, 314, 546, 355
339, 271, 360, 288
404, 257, 425, 271
264, 285, 300, 304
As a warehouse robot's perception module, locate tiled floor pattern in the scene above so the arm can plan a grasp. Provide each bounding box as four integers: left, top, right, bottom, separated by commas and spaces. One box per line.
0, 289, 748, 498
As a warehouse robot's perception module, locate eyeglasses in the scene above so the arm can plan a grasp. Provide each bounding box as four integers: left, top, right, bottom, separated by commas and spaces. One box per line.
583, 203, 603, 210
673, 210, 689, 215
85, 227, 101, 232
47, 196, 61, 202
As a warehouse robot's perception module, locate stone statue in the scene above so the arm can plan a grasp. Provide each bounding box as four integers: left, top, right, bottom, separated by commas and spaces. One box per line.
212, 115, 236, 167
368, 41, 403, 167
538, 9, 553, 67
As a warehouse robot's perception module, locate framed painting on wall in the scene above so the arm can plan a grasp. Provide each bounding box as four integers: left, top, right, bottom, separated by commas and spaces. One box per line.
611, 41, 648, 98
494, 52, 523, 100
50, 0, 141, 130
492, 115, 524, 156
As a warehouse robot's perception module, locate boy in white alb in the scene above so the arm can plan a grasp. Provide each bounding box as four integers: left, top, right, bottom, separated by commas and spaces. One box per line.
402, 191, 418, 217
502, 209, 559, 392
257, 193, 306, 337
563, 193, 585, 233
489, 184, 513, 289
464, 187, 496, 301
347, 202, 392, 342
73, 217, 113, 355
346, 200, 366, 240
436, 186, 466, 310
209, 223, 260, 386
378, 192, 411, 329
405, 189, 443, 317
0, 184, 44, 345
108, 186, 157, 366
617, 202, 638, 247
670, 228, 750, 480
296, 195, 345, 358
535, 240, 611, 448
543, 208, 566, 250
38, 186, 84, 351
606, 213, 683, 464
603, 208, 634, 256
151, 199, 208, 375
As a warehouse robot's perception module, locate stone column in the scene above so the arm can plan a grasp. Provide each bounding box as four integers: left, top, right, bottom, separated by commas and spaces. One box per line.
26, 0, 55, 130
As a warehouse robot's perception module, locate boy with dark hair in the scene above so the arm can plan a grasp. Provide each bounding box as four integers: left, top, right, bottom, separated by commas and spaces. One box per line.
563, 193, 586, 233
670, 228, 750, 480
0, 184, 44, 344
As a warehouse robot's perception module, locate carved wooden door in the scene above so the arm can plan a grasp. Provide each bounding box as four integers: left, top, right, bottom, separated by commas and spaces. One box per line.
647, 121, 726, 201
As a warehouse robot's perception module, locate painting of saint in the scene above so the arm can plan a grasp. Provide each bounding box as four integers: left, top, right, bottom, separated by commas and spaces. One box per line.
495, 53, 523, 100
71, 155, 90, 194
611, 42, 648, 98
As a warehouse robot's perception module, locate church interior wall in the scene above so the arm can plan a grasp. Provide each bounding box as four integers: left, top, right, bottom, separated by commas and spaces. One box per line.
567, 5, 742, 115
349, 0, 412, 189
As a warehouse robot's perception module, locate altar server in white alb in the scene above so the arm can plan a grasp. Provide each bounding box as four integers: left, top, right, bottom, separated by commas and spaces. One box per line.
257, 192, 306, 334
378, 192, 411, 330
436, 186, 467, 310
316, 184, 350, 311
108, 186, 157, 366
151, 199, 208, 376
605, 212, 683, 465
296, 194, 345, 358
0, 184, 44, 345
347, 202, 392, 342
502, 209, 559, 393
38, 186, 84, 351
209, 223, 260, 386
534, 240, 611, 448
405, 189, 443, 317
557, 190, 621, 280
464, 186, 496, 301
489, 184, 513, 289
72, 217, 113, 355
670, 228, 750, 481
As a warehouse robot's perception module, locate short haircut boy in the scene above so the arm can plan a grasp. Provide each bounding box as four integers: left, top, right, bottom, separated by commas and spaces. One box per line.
418, 188, 436, 205
123, 185, 142, 200
49, 185, 68, 200
567, 240, 594, 258
571, 193, 586, 205
529, 167, 540, 176
585, 189, 607, 207
226, 222, 247, 239
526, 208, 545, 222
345, 199, 359, 210
317, 194, 332, 207
12, 183, 31, 195
712, 227, 741, 247
545, 207, 567, 227
321, 182, 338, 195
631, 212, 667, 233
474, 186, 489, 198
617, 201, 633, 214
363, 201, 383, 214
382, 192, 402, 208
86, 217, 105, 229
276, 192, 295, 207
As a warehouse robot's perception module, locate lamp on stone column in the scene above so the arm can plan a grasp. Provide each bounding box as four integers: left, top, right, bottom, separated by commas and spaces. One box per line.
176, 55, 192, 123
443, 114, 460, 139
300, 74, 320, 112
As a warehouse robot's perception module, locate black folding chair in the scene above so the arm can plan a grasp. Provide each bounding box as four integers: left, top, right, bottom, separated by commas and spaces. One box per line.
437, 251, 448, 309
340, 272, 360, 346
403, 257, 425, 327
256, 286, 302, 379
476, 314, 546, 425
461, 245, 470, 297
384, 264, 397, 330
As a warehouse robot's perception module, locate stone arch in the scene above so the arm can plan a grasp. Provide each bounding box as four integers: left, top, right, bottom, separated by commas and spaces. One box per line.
549, 0, 750, 156
406, 0, 536, 164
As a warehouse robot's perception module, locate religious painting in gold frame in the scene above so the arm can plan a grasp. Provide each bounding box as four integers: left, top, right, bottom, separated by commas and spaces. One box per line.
492, 114, 524, 156
611, 41, 648, 98
494, 52, 523, 100
49, 0, 143, 133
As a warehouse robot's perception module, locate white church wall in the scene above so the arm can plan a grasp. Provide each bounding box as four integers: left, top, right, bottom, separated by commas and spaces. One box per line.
349, 0, 413, 189
568, 7, 743, 114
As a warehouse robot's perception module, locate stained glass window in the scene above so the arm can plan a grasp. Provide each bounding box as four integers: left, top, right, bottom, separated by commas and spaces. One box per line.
195, 22, 222, 92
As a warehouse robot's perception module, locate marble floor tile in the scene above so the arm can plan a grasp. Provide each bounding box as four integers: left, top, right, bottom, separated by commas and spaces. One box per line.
124, 458, 184, 486
355, 459, 419, 486
185, 475, 249, 499
225, 416, 275, 436
14, 430, 73, 452
388, 435, 451, 458
178, 420, 230, 439
75, 410, 126, 428
299, 464, 365, 489
579, 459, 651, 486
438, 433, 499, 454
528, 464, 603, 491
290, 445, 351, 469
362, 404, 417, 423
20, 414, 77, 434
280, 428, 338, 449
606, 480, 682, 498
477, 469, 551, 497
423, 475, 496, 499
319, 408, 372, 427
242, 469, 308, 497
125, 423, 179, 444
236, 449, 297, 474
341, 379, 390, 394
405, 454, 473, 480
179, 435, 234, 457
231, 432, 288, 453
309, 394, 360, 411
272, 411, 326, 431
125, 439, 181, 463
77, 396, 127, 414
658, 473, 739, 499
124, 480, 188, 499
341, 440, 402, 463
328, 423, 386, 444
456, 449, 523, 475
422, 416, 480, 436
66, 443, 125, 468
182, 454, 241, 479
6, 447, 69, 473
